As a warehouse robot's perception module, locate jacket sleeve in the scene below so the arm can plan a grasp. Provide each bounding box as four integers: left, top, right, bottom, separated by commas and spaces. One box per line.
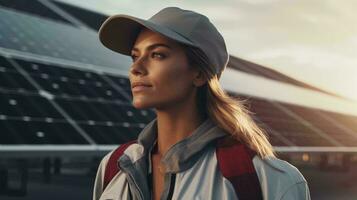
92, 150, 115, 200
279, 181, 311, 200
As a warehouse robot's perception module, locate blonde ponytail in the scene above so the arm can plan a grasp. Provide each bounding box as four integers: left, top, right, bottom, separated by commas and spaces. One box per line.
184, 45, 276, 158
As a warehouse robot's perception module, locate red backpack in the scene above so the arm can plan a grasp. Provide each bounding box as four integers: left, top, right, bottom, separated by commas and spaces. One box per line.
103, 138, 263, 200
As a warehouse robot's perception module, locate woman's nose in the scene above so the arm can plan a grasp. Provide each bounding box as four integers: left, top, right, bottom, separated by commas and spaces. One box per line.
130, 56, 148, 76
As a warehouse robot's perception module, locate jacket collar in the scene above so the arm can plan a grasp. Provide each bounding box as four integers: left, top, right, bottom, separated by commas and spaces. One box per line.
137, 117, 228, 173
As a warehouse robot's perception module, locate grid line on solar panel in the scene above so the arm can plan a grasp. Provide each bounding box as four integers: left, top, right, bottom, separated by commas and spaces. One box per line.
251, 116, 297, 146
0, 115, 67, 123
0, 55, 16, 69
53, 95, 125, 105
0, 7, 131, 69
239, 95, 356, 146
0, 102, 154, 145
319, 111, 357, 134
0, 70, 37, 91
30, 73, 128, 100
0, 92, 64, 119
15, 59, 106, 82
11, 58, 132, 102
101, 74, 132, 103
0, 56, 158, 145
219, 94, 298, 147
286, 106, 357, 146
79, 124, 142, 144
1, 58, 112, 143
0, 118, 89, 144
54, 98, 154, 123
270, 110, 338, 145
273, 103, 343, 146
239, 96, 340, 146
0, 86, 38, 95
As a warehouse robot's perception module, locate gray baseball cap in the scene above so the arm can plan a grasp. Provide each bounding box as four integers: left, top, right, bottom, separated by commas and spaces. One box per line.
99, 7, 229, 79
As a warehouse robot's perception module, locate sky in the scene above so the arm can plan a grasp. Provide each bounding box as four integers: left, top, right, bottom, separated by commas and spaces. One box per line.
58, 0, 357, 101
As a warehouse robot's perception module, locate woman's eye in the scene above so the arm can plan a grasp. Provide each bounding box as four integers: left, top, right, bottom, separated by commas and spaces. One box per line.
152, 52, 165, 59
131, 55, 138, 61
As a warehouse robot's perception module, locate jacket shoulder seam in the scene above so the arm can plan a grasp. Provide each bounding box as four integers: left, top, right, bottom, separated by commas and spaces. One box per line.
278, 181, 308, 200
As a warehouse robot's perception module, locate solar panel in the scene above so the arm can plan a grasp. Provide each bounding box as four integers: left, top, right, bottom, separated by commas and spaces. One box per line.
0, 55, 15, 69
235, 94, 357, 148
286, 104, 357, 146
324, 111, 357, 134
0, 120, 88, 144
52, 0, 107, 30
0, 92, 63, 118
0, 0, 72, 25
246, 97, 335, 146
0, 7, 131, 70
0, 70, 37, 91
80, 124, 140, 144
0, 54, 156, 146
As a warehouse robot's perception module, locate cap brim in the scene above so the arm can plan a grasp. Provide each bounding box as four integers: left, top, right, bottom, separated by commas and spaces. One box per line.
99, 14, 196, 56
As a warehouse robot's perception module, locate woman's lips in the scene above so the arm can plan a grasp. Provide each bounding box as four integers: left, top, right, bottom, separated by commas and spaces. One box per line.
132, 85, 152, 92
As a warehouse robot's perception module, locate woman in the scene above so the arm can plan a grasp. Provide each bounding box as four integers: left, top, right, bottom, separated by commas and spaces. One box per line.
93, 7, 311, 200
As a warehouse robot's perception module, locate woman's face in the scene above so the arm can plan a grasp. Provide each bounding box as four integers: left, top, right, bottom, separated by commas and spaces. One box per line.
128, 28, 199, 110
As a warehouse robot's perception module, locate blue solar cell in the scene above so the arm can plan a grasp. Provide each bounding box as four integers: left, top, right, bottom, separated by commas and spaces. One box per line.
0, 71, 37, 91
80, 124, 140, 144
0, 93, 63, 118
0, 7, 131, 71
0, 55, 15, 69
0, 120, 89, 144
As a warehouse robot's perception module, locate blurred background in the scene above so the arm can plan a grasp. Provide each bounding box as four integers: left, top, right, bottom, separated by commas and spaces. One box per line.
0, 0, 356, 199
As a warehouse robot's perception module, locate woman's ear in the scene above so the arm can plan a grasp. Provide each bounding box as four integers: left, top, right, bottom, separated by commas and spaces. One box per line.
193, 70, 207, 87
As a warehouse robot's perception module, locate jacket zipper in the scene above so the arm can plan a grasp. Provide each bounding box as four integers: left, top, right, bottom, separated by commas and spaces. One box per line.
166, 173, 176, 200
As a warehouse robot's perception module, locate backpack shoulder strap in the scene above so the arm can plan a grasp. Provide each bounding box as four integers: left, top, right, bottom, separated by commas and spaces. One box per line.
103, 140, 137, 190
215, 136, 263, 200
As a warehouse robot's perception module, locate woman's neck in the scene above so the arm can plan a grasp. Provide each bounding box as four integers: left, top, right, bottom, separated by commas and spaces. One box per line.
154, 110, 205, 157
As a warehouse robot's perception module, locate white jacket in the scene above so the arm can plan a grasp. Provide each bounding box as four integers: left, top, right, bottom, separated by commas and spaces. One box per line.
93, 118, 311, 200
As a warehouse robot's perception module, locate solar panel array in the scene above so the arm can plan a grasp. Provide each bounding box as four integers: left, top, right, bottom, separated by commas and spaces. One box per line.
0, 55, 156, 145
238, 95, 357, 147
2, 53, 357, 148
0, 5, 356, 150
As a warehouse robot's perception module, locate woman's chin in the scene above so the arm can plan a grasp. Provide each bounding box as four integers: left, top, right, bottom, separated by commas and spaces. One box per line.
132, 99, 153, 109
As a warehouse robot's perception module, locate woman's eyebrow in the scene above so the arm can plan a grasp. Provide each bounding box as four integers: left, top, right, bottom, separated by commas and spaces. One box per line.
132, 43, 171, 53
